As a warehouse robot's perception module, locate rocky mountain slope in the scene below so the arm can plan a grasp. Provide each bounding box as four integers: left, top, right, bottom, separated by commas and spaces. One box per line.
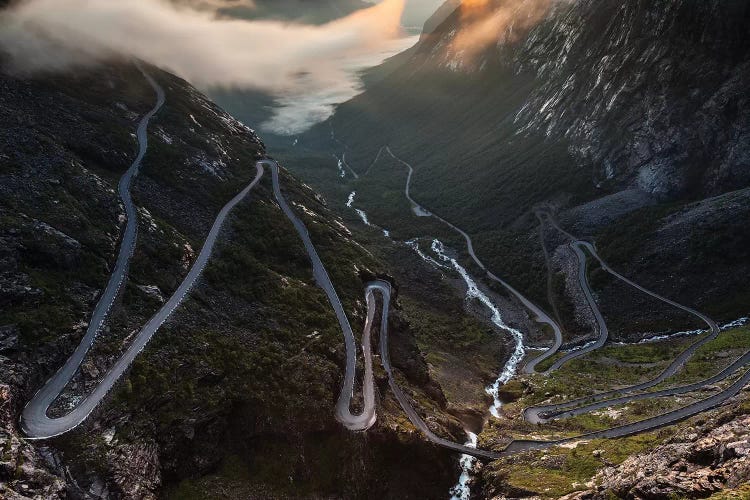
0, 55, 504, 498
290, 0, 750, 339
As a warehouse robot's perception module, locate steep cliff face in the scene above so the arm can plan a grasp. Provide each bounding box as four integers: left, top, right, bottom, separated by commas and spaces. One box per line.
572, 410, 750, 499
293, 0, 749, 326
510, 0, 750, 198
322, 0, 750, 203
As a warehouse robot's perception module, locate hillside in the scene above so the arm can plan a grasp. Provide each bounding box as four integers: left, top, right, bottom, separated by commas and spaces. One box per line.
0, 56, 512, 498
286, 0, 750, 336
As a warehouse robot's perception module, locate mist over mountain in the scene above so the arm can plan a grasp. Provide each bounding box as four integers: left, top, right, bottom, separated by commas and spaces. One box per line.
178, 0, 371, 24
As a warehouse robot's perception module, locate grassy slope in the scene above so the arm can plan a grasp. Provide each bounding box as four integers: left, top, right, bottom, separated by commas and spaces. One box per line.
478, 325, 750, 498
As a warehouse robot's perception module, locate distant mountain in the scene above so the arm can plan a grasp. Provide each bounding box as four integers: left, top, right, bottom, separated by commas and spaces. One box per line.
178, 0, 370, 24
294, 0, 750, 328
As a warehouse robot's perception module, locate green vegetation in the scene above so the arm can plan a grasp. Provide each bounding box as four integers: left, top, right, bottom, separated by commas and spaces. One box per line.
595, 203, 682, 266
0, 210, 111, 347
483, 434, 664, 499
660, 326, 750, 386
534, 351, 565, 373
520, 336, 697, 406
599, 339, 706, 364
109, 180, 351, 434
707, 483, 750, 499
594, 194, 750, 321
479, 333, 706, 449
404, 300, 491, 350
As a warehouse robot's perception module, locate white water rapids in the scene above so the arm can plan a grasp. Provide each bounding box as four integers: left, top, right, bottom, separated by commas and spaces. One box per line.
346, 191, 390, 237
429, 239, 526, 417
449, 431, 478, 500
412, 238, 525, 500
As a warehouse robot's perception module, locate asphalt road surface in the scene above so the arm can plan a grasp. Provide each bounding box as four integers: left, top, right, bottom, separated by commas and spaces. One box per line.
384, 147, 563, 374
524, 213, 721, 424
22, 70, 266, 438
21, 67, 166, 439
367, 280, 502, 460
267, 160, 375, 431
543, 241, 609, 371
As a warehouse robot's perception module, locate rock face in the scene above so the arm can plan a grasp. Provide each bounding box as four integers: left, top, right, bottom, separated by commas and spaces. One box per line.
0, 59, 259, 499
567, 410, 750, 499
298, 0, 750, 326
509, 0, 750, 198
0, 382, 67, 499
413, 0, 750, 199
321, 0, 750, 209
108, 442, 161, 499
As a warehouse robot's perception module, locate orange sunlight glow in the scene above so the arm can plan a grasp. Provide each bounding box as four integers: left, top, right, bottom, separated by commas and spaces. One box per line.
452, 0, 553, 62
0, 0, 407, 87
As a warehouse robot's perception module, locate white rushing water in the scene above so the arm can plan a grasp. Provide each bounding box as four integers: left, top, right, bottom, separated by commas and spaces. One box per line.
564, 339, 598, 352
610, 316, 749, 347
406, 238, 526, 499
723, 317, 749, 329
406, 239, 526, 417
412, 204, 432, 217
355, 209, 370, 225
405, 239, 450, 270
428, 239, 525, 417
346, 191, 390, 238
335, 156, 346, 178
449, 431, 478, 500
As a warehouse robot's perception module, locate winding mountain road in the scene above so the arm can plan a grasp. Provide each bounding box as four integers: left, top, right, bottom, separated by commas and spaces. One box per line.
21, 67, 165, 439
21, 70, 268, 439
507, 364, 750, 453
363, 280, 750, 458
524, 213, 722, 424
22, 160, 266, 438
542, 241, 609, 371
267, 160, 375, 431
367, 280, 502, 460
524, 211, 565, 372
384, 147, 562, 371
19, 76, 748, 469
362, 148, 750, 457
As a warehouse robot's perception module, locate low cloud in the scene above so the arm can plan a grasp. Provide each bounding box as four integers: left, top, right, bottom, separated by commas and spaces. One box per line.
0, 0, 412, 134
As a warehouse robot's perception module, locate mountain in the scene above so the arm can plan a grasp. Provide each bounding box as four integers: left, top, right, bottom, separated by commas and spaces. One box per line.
290, 0, 750, 337
263, 2, 750, 496
4, 1, 750, 499
0, 56, 512, 498
179, 0, 371, 24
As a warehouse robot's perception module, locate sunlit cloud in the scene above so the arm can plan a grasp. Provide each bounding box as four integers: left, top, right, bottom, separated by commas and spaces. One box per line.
450, 0, 556, 61
0, 0, 412, 134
